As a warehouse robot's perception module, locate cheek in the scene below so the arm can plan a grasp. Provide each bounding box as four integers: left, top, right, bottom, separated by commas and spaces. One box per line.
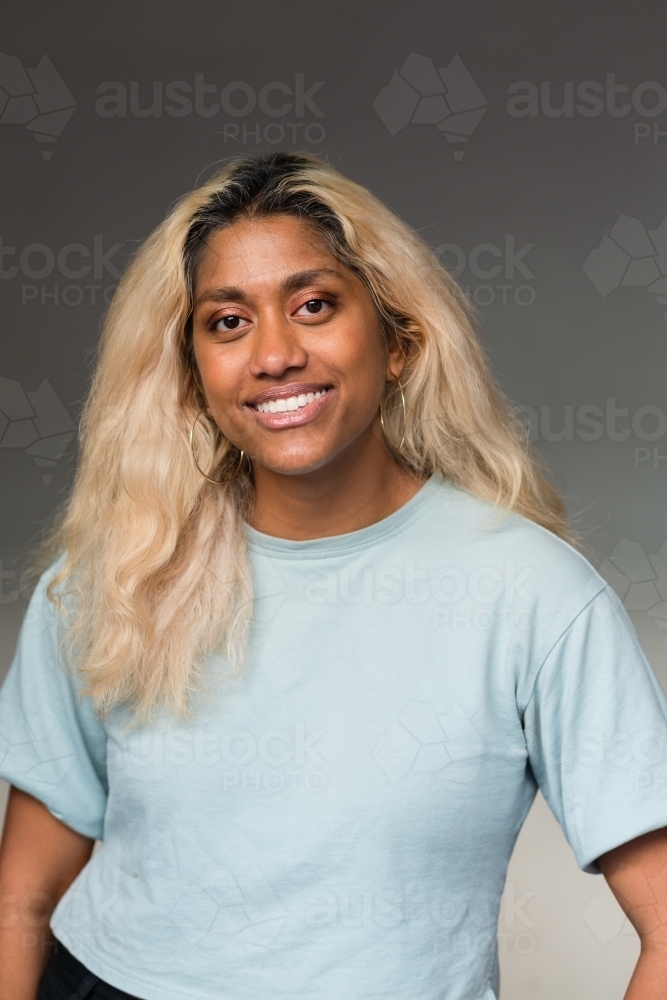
196, 345, 242, 400
322, 308, 387, 376
337, 330, 387, 396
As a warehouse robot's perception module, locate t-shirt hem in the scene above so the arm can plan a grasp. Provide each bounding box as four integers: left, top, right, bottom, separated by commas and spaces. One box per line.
578, 811, 667, 875
0, 775, 103, 841
49, 922, 499, 1000
50, 923, 218, 1000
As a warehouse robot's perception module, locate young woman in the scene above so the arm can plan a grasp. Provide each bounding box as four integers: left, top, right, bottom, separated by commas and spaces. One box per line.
0, 152, 666, 1000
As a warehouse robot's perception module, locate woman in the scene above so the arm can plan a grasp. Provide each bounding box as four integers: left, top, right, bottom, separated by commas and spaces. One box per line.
0, 152, 666, 1000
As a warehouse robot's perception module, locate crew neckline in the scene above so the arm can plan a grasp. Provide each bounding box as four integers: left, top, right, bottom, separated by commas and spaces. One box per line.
244, 474, 441, 558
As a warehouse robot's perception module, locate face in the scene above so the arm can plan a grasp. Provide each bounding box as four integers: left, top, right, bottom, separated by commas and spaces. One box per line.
190, 214, 405, 476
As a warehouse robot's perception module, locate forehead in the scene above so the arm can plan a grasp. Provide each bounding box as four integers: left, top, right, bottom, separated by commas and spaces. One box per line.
194, 215, 340, 290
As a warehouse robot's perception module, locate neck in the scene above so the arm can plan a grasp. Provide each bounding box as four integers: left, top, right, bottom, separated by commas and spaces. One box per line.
248, 421, 426, 540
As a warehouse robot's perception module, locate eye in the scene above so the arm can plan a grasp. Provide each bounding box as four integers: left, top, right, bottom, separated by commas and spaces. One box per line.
213, 314, 248, 331
295, 298, 330, 316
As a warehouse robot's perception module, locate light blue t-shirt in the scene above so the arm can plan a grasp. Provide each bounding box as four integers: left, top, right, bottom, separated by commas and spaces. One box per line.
2, 475, 667, 1000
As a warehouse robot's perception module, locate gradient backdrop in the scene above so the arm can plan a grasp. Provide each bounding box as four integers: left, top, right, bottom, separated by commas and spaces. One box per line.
1, 3, 666, 997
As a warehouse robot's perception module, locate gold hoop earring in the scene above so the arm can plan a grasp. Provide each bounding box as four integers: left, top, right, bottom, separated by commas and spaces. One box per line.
379, 378, 406, 452
189, 409, 248, 485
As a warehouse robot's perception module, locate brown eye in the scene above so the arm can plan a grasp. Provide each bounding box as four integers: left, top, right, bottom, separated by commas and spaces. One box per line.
218, 316, 241, 329
295, 296, 334, 319
298, 298, 332, 316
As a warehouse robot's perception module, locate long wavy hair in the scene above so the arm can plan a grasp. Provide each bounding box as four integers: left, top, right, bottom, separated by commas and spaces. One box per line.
31, 151, 583, 723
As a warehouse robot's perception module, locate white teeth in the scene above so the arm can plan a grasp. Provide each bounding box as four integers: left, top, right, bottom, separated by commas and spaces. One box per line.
256, 389, 327, 414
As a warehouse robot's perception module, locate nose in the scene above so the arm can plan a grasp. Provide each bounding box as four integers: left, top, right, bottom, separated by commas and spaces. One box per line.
248, 309, 308, 378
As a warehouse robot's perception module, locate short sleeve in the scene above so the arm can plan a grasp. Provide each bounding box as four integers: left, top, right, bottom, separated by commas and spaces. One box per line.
0, 560, 108, 839
524, 584, 667, 874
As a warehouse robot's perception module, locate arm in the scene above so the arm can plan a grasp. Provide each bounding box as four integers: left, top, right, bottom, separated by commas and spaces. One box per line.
0, 786, 94, 1000
597, 827, 667, 1000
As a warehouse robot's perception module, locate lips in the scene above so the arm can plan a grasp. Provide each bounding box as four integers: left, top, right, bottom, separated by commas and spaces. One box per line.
244, 383, 333, 429
246, 382, 331, 407
255, 388, 328, 414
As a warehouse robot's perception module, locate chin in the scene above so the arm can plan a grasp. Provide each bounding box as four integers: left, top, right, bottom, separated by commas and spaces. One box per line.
254, 449, 335, 477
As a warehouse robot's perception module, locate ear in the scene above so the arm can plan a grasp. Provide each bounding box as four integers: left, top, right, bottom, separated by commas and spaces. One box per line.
385, 331, 407, 381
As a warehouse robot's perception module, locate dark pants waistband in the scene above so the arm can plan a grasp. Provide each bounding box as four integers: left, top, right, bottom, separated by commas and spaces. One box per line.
37, 937, 143, 1000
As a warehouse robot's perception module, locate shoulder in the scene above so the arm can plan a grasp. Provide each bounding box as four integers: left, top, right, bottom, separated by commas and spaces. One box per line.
26, 552, 67, 617
17, 551, 71, 653
422, 475, 607, 611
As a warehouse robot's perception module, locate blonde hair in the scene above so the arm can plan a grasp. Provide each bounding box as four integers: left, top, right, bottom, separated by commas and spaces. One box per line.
31, 152, 583, 724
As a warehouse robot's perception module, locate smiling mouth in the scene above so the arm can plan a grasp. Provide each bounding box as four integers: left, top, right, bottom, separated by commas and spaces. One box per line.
253, 389, 328, 414
245, 385, 333, 428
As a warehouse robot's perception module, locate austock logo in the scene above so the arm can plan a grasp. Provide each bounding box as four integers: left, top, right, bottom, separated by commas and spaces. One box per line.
600, 538, 667, 645
583, 214, 667, 321
0, 702, 77, 783
432, 236, 536, 308
0, 376, 75, 484
95, 72, 326, 147
172, 861, 287, 949
0, 53, 76, 160
507, 74, 667, 145
372, 700, 485, 784
514, 397, 667, 475
0, 234, 125, 307
583, 884, 634, 946
373, 53, 488, 160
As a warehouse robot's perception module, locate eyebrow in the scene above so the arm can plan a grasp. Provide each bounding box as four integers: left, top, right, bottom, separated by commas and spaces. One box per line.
194, 268, 342, 308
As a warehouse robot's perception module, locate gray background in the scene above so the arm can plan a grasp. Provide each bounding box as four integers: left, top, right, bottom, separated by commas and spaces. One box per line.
1, 2, 666, 996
